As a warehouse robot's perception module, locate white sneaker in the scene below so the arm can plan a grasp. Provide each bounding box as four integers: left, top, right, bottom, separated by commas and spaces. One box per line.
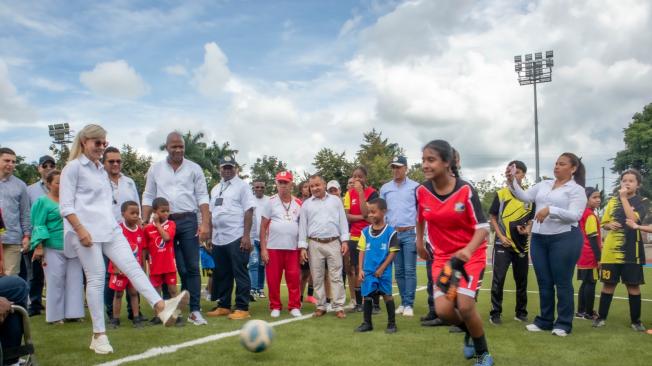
158, 290, 189, 326
270, 309, 281, 318
526, 323, 543, 332
344, 301, 356, 310
290, 308, 302, 317
395, 305, 405, 315
402, 306, 414, 317
326, 303, 333, 312
188, 311, 208, 325
89, 334, 113, 354
551, 328, 568, 337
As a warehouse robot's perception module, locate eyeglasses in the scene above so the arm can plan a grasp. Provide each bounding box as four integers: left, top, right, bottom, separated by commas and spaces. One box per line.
41, 163, 55, 169
106, 159, 122, 165
86, 140, 108, 148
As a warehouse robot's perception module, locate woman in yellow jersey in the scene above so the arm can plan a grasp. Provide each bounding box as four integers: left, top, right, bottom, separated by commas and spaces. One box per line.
594, 169, 647, 331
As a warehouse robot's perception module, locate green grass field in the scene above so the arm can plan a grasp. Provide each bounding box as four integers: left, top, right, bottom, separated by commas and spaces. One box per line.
29, 263, 652, 366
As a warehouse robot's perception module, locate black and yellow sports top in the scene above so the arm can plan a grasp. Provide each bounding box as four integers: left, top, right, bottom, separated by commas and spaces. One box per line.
489, 187, 535, 253
601, 195, 647, 264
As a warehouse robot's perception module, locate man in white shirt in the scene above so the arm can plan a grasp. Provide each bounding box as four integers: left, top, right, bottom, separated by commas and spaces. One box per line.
142, 132, 211, 325
249, 181, 269, 299
298, 174, 349, 318
207, 157, 256, 320
260, 171, 302, 318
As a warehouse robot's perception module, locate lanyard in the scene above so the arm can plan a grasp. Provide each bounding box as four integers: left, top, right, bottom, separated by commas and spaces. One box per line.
219, 181, 231, 197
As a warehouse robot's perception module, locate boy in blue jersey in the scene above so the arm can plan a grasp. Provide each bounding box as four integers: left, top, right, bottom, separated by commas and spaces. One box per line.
355, 198, 400, 333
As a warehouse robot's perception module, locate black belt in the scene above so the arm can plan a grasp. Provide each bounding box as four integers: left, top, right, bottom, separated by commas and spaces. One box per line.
169, 212, 196, 221
308, 237, 340, 244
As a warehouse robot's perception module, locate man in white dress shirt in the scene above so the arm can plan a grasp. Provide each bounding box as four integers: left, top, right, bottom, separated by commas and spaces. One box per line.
207, 156, 256, 320
298, 174, 349, 319
142, 132, 211, 325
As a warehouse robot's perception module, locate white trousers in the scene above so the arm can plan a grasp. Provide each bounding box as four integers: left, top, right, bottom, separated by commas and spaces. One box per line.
69, 229, 162, 333
43, 248, 85, 322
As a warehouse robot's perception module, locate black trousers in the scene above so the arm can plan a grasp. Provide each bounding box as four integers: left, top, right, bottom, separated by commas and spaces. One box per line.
212, 238, 251, 311
490, 245, 528, 317
426, 259, 434, 311
18, 252, 45, 312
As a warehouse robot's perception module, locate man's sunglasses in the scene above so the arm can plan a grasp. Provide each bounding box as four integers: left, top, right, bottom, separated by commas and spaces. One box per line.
41, 163, 55, 169
106, 159, 122, 165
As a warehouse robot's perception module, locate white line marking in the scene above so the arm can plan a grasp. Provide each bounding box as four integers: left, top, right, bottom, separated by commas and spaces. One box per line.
98, 287, 427, 366
478, 288, 652, 302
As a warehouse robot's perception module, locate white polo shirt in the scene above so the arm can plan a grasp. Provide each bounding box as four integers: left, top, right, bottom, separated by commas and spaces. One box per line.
261, 194, 301, 250
110, 174, 140, 223
142, 158, 210, 214
210, 176, 256, 246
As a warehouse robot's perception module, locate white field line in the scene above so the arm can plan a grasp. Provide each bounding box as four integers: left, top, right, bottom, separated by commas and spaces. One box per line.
97, 286, 426, 366
478, 288, 652, 302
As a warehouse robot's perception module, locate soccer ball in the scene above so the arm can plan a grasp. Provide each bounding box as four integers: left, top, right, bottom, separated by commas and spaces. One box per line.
240, 319, 274, 353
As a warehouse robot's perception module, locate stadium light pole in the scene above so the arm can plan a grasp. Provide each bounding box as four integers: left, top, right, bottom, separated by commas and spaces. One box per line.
514, 50, 553, 182
48, 123, 73, 147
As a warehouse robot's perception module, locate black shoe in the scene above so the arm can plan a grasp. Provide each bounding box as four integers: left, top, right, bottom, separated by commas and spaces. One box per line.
175, 317, 186, 327
354, 304, 364, 313
28, 308, 42, 317
574, 312, 587, 319
514, 314, 528, 322
420, 311, 437, 322
489, 315, 502, 325
421, 317, 446, 327
109, 318, 120, 329
449, 325, 464, 333
149, 317, 163, 326
355, 322, 373, 332
133, 317, 144, 328
372, 305, 381, 315
135, 314, 149, 322
386, 323, 397, 334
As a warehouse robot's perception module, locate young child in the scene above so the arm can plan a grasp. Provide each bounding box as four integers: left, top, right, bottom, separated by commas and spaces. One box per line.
625, 217, 652, 334
109, 201, 145, 328
595, 169, 647, 331
354, 198, 399, 333
576, 187, 602, 320
200, 244, 215, 301
144, 198, 178, 321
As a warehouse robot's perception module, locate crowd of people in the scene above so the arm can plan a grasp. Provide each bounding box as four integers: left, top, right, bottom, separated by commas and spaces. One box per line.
0, 123, 649, 366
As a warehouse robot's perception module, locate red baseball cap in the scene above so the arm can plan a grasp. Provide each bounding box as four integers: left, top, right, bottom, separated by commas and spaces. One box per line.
275, 171, 293, 182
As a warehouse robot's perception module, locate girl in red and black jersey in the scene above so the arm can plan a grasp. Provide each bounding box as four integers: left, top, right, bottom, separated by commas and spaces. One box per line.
416, 140, 493, 365
576, 187, 602, 319
415, 140, 493, 366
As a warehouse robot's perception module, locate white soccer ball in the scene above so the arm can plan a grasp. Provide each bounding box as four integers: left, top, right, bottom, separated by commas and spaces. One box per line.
240, 319, 274, 353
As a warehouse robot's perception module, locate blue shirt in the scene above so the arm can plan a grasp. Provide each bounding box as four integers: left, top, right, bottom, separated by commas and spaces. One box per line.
379, 177, 419, 228
358, 225, 399, 275
0, 175, 31, 244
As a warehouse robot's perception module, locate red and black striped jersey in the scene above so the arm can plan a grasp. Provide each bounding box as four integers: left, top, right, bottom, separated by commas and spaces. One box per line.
417, 179, 489, 259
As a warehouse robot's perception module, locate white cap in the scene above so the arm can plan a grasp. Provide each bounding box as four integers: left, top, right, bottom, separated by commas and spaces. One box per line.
326, 180, 341, 190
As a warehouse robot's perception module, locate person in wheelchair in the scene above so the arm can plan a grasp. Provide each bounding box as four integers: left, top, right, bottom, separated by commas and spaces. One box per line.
0, 275, 30, 366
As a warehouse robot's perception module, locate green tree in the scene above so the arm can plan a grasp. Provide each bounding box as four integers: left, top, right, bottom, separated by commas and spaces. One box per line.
355, 129, 404, 189
612, 102, 652, 199
312, 148, 355, 192
407, 163, 425, 183
13, 155, 39, 185
204, 140, 241, 186
49, 144, 70, 168
120, 144, 152, 194
250, 155, 288, 195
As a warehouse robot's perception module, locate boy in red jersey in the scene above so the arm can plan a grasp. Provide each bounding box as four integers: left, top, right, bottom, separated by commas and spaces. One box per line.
415, 140, 493, 366
108, 201, 145, 328
144, 198, 178, 302
576, 187, 602, 319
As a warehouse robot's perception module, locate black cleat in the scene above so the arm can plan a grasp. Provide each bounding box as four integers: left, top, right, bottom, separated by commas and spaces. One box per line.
355, 322, 373, 332
386, 323, 397, 334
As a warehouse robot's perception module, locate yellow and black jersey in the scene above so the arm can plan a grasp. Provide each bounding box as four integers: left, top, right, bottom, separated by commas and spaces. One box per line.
601, 196, 647, 264
489, 187, 535, 253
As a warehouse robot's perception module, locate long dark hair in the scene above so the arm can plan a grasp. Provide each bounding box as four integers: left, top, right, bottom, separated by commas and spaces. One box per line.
423, 140, 459, 178
560, 152, 585, 187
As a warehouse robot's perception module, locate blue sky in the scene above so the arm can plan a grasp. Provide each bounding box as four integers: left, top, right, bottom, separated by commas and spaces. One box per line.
2, 0, 651, 188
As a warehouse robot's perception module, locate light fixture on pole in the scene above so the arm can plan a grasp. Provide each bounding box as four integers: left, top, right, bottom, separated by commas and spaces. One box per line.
514, 50, 553, 181
48, 123, 73, 146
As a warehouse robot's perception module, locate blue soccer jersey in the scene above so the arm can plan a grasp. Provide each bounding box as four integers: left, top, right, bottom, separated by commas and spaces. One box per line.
358, 225, 400, 296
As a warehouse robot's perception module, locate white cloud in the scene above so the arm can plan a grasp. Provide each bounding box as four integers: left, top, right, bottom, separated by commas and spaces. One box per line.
163, 64, 188, 76
80, 60, 149, 99
192, 42, 231, 98
0, 59, 37, 123
339, 15, 362, 37
31, 77, 69, 92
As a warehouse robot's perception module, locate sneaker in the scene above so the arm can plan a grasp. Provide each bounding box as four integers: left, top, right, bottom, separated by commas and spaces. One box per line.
475, 352, 494, 366
326, 303, 333, 312
592, 318, 606, 328
132, 317, 144, 328
574, 312, 587, 319
305, 296, 318, 304
257, 290, 266, 299
402, 306, 414, 317
354, 304, 364, 313
149, 317, 162, 325
228, 310, 251, 320
89, 334, 114, 354
421, 317, 446, 327
188, 311, 208, 326
395, 305, 405, 315
158, 290, 190, 327
420, 311, 437, 322
489, 315, 502, 325
344, 302, 356, 311
526, 323, 543, 332
551, 328, 568, 337
249, 290, 257, 302
207, 307, 232, 317
514, 314, 528, 322
355, 322, 373, 332
134, 314, 148, 322
290, 309, 302, 317
631, 322, 646, 332
109, 318, 120, 329
463, 334, 475, 360
386, 323, 397, 334
270, 309, 281, 318
175, 316, 186, 327
372, 305, 381, 315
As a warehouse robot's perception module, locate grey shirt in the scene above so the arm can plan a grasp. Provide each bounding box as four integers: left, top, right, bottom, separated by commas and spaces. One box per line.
0, 175, 31, 244
298, 193, 350, 249
27, 180, 48, 207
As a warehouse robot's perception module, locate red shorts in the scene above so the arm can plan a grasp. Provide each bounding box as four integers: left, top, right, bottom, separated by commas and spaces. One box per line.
432, 254, 485, 299
109, 274, 132, 292
150, 272, 177, 288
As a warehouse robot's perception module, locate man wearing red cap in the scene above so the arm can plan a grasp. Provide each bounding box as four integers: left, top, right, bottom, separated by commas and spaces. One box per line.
260, 171, 303, 317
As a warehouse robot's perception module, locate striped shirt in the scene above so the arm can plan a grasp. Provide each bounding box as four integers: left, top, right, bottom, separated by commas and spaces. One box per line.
0, 175, 31, 244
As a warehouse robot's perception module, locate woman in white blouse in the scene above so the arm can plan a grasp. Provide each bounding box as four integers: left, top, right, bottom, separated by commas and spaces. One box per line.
60, 124, 188, 354
507, 152, 587, 337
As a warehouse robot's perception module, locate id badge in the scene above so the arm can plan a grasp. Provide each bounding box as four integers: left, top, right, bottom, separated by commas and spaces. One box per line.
215, 197, 224, 206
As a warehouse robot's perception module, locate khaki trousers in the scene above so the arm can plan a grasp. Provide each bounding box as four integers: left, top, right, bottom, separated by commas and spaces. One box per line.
308, 239, 345, 311
2, 244, 23, 276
